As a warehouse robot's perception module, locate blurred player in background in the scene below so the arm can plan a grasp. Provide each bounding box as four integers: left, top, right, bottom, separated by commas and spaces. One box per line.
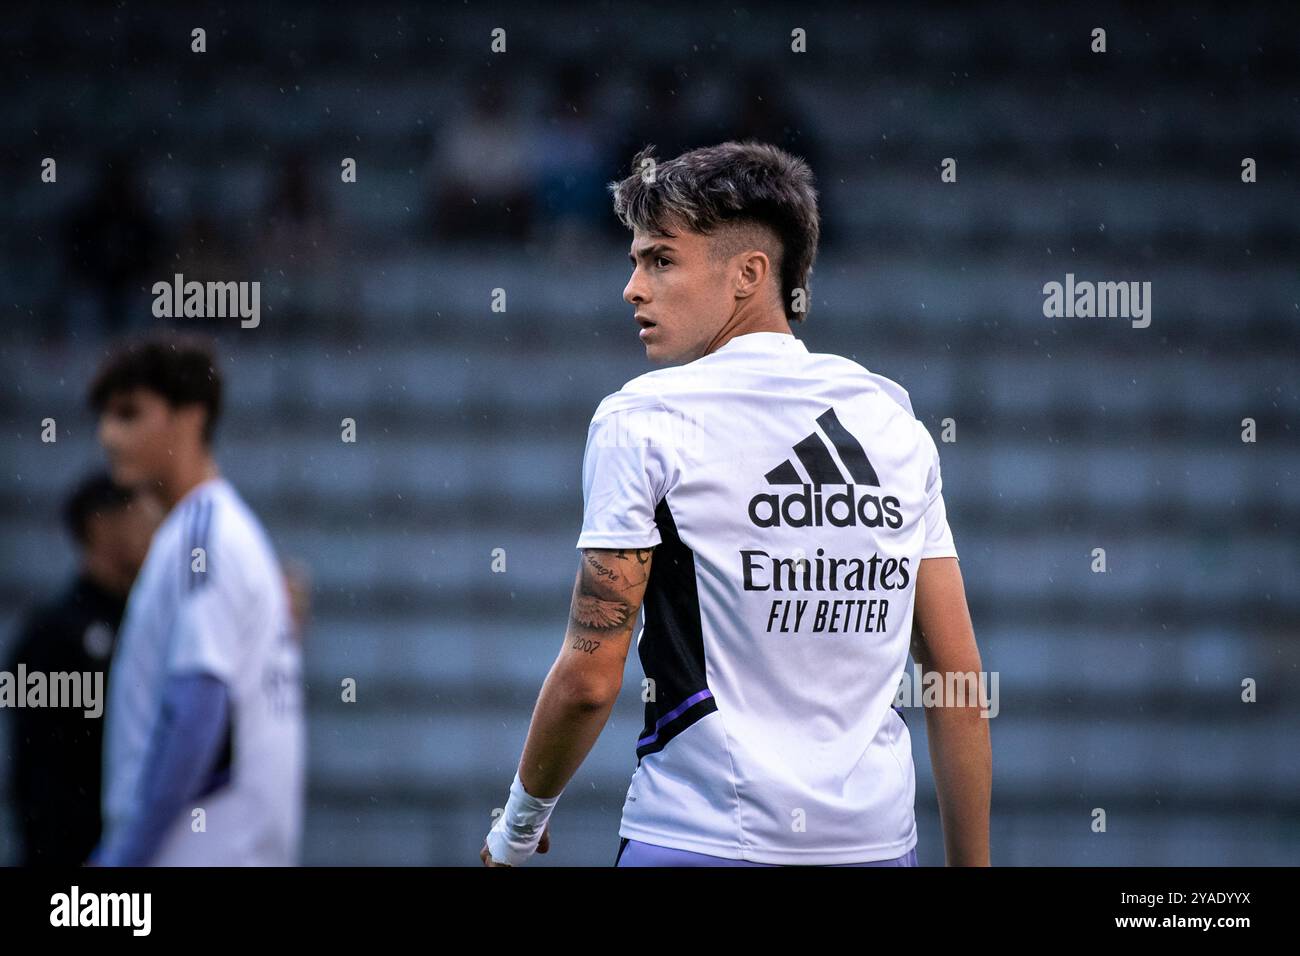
4, 473, 162, 865
484, 141, 990, 867
86, 334, 305, 866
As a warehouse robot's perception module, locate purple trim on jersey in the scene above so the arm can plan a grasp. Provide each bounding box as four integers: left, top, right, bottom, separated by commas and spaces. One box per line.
637, 688, 714, 748
616, 839, 918, 867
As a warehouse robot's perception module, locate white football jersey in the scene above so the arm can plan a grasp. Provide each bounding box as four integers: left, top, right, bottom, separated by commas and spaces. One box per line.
576, 331, 958, 864
102, 476, 305, 865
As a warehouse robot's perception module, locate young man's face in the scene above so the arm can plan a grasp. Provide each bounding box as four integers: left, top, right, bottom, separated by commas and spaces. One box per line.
96, 388, 199, 489
623, 225, 735, 365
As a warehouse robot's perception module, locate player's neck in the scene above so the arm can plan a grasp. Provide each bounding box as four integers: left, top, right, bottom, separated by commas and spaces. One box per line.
703, 305, 792, 356
159, 455, 221, 510
705, 321, 792, 356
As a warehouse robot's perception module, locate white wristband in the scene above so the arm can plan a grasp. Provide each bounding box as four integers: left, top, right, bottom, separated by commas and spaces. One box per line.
485, 771, 561, 866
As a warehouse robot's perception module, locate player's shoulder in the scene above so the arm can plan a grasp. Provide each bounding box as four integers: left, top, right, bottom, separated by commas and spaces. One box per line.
863, 368, 916, 419
589, 367, 681, 423
152, 486, 215, 565
593, 347, 765, 421
813, 347, 917, 419
811, 349, 941, 464
169, 479, 279, 581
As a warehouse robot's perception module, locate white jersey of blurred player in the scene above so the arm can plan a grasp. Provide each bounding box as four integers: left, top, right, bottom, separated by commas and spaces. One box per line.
577, 331, 958, 864
102, 475, 305, 865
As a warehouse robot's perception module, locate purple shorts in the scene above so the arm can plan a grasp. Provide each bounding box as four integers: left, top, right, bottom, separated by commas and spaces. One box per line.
616, 837, 918, 867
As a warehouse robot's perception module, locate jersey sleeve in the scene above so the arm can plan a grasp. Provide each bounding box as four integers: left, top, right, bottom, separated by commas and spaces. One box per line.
919, 423, 959, 560
575, 397, 676, 550
167, 532, 244, 684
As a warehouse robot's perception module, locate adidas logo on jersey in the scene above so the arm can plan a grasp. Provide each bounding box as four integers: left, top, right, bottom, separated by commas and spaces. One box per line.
749, 484, 903, 529
748, 406, 903, 529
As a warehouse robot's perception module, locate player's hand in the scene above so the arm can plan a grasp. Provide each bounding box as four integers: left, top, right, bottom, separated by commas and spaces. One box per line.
480, 824, 550, 866
480, 843, 510, 866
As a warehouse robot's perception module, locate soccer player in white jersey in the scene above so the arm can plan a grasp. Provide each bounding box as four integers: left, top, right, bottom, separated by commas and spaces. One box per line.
484, 141, 990, 867
86, 334, 305, 866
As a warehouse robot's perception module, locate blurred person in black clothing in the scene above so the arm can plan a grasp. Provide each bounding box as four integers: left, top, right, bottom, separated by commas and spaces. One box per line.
60, 154, 161, 339
4, 473, 162, 865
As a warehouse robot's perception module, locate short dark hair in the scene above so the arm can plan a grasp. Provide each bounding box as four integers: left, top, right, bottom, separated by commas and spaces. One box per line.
63, 471, 136, 546
608, 140, 821, 324
89, 334, 223, 445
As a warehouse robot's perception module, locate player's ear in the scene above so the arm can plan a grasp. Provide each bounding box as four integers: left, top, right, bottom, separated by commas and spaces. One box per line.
732, 248, 772, 305
172, 402, 207, 444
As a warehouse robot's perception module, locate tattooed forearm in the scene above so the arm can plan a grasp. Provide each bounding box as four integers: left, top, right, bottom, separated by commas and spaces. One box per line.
584, 552, 618, 583
614, 548, 653, 565
572, 592, 632, 631
566, 548, 655, 643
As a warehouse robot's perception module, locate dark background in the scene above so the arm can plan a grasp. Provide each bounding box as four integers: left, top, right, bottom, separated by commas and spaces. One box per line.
0, 1, 1297, 865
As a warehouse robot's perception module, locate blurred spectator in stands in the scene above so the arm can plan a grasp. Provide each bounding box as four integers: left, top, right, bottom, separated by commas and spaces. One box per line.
603, 63, 710, 232
60, 153, 161, 340
529, 61, 617, 250
255, 148, 348, 337
426, 77, 535, 242
157, 208, 249, 346
726, 66, 830, 244
172, 209, 240, 279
